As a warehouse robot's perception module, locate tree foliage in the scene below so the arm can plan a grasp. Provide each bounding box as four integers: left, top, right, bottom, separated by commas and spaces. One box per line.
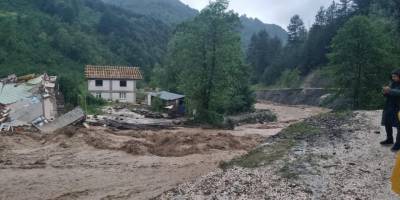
329, 16, 398, 109
247, 30, 282, 83
0, 0, 170, 108
161, 0, 255, 124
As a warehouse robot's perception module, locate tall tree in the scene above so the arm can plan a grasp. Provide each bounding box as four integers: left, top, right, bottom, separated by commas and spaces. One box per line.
164, 0, 254, 123
315, 7, 327, 26
247, 30, 282, 83
353, 0, 372, 14
338, 0, 353, 17
287, 15, 307, 46
329, 16, 396, 109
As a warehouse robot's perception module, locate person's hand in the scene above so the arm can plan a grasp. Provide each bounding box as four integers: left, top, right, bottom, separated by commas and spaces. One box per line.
383, 86, 391, 94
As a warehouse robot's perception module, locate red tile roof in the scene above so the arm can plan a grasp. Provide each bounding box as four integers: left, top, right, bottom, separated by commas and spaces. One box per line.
85, 65, 143, 80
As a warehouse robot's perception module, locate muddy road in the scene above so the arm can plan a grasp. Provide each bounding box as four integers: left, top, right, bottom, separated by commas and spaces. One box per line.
0, 102, 328, 200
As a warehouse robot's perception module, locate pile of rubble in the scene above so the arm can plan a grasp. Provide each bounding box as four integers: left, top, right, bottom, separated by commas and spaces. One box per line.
0, 105, 10, 132
86, 106, 180, 130
0, 73, 81, 133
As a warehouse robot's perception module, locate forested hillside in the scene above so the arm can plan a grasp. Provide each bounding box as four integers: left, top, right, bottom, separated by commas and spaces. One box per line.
100, 0, 288, 49
0, 0, 170, 104
101, 0, 198, 24
247, 0, 400, 109
240, 16, 287, 48
0, 0, 288, 111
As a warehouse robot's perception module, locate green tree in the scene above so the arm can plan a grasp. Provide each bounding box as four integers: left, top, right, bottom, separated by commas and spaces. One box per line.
164, 0, 254, 124
329, 16, 397, 109
287, 15, 307, 46
247, 30, 282, 83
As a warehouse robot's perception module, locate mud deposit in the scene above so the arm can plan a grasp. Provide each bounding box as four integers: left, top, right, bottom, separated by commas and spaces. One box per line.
161, 111, 400, 200
0, 102, 327, 200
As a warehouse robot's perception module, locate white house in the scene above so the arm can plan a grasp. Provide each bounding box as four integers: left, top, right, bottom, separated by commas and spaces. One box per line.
85, 65, 143, 104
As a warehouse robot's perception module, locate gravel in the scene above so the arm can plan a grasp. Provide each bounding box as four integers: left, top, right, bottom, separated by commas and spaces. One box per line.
159, 111, 400, 200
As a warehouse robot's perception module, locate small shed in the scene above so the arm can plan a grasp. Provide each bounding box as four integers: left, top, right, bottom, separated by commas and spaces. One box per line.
146, 91, 185, 114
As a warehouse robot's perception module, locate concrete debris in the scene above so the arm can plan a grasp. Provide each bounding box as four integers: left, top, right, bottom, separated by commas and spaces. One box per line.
0, 73, 61, 133
0, 123, 13, 132
86, 113, 179, 130
130, 108, 165, 119
0, 105, 10, 123
84, 105, 184, 130
38, 107, 85, 133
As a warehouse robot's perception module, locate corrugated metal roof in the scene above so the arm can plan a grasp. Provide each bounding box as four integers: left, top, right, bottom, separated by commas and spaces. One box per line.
150, 91, 185, 101
0, 83, 35, 105
85, 65, 143, 80
8, 97, 43, 126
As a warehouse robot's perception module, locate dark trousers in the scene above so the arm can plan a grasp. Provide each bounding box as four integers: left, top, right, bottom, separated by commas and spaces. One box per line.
385, 125, 400, 144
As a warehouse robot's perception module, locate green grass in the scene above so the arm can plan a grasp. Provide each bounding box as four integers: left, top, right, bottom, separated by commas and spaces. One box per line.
220, 122, 321, 169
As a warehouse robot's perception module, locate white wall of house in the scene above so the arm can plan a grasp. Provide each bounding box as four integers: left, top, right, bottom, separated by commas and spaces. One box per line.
43, 95, 57, 121
88, 80, 111, 91
111, 80, 135, 91
88, 79, 137, 103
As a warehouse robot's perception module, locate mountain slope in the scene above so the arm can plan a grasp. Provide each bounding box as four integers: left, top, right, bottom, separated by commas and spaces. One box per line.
101, 0, 288, 48
101, 0, 198, 24
0, 0, 170, 78
240, 16, 288, 47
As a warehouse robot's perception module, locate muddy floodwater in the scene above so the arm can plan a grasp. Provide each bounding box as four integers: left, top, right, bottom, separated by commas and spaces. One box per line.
0, 102, 329, 200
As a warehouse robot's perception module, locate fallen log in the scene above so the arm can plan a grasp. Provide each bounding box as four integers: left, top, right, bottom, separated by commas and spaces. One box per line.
104, 119, 172, 130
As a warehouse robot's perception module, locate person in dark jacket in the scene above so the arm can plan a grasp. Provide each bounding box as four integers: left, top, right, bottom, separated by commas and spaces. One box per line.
381, 69, 400, 151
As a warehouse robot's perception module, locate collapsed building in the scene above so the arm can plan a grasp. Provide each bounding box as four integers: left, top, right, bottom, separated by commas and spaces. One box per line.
0, 73, 61, 132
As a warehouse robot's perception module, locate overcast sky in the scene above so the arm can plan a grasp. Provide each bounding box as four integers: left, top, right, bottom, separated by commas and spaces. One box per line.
179, 0, 332, 29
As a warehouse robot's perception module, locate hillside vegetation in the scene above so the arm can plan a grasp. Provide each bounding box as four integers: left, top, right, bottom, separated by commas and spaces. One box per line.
100, 0, 288, 49
247, 0, 400, 109
0, 0, 170, 105
101, 0, 198, 24
0, 0, 288, 114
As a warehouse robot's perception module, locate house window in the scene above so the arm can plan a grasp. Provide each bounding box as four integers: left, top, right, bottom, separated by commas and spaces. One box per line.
119, 92, 126, 100
95, 80, 103, 87
95, 93, 102, 98
120, 80, 127, 87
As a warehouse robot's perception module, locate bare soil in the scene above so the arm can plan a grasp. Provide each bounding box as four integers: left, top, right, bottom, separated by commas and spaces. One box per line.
0, 102, 328, 200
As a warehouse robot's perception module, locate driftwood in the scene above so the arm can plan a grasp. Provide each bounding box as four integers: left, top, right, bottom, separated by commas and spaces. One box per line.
104, 119, 172, 130
223, 110, 277, 130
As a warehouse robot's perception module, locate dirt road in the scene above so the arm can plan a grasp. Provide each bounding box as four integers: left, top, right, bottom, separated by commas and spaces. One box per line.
0, 102, 328, 200
161, 110, 400, 199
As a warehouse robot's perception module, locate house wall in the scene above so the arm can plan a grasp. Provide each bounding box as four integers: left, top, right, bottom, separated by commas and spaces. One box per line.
111, 80, 135, 91
88, 79, 137, 103
88, 80, 111, 91
43, 97, 57, 121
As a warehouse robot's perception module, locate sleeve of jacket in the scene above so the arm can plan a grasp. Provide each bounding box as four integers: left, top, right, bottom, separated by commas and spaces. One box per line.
388, 89, 400, 96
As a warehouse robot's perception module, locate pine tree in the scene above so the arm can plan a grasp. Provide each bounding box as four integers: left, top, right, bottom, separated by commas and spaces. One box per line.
287, 15, 307, 46
246, 30, 282, 83
338, 0, 353, 17
329, 16, 396, 109
315, 7, 327, 26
